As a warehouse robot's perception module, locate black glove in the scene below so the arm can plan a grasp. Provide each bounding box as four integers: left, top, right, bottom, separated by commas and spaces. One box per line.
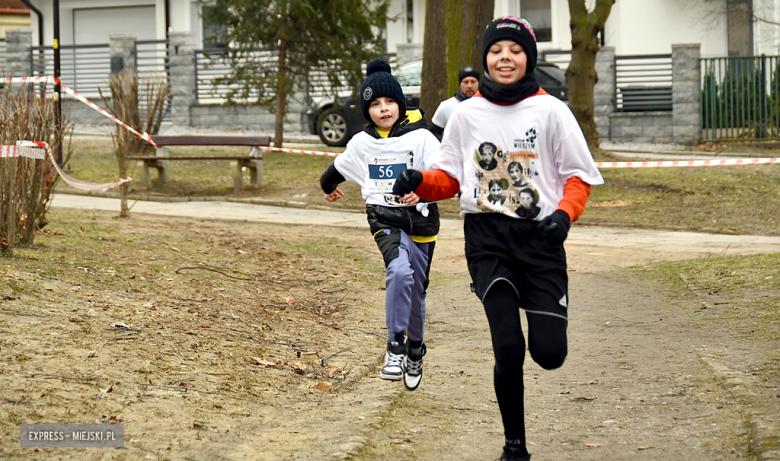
537, 210, 571, 245
392, 169, 423, 196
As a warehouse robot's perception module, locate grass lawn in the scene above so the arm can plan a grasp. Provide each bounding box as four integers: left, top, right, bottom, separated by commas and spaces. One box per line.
63, 138, 780, 234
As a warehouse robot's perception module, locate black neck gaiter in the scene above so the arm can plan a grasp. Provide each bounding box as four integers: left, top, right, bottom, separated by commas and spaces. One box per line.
478, 72, 540, 104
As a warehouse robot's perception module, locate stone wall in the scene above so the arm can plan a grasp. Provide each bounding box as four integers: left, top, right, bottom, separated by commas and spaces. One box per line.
600, 43, 701, 145
189, 96, 308, 132
594, 47, 615, 142
671, 44, 701, 145
609, 112, 673, 143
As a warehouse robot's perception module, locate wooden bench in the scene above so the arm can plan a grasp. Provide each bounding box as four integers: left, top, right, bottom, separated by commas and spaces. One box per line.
127, 135, 271, 192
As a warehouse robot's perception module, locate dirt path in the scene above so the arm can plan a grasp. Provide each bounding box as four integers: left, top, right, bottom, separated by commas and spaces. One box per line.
1, 204, 777, 460
352, 242, 755, 460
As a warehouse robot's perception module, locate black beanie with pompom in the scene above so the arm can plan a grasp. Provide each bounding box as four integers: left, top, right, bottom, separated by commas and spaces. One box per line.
359, 59, 406, 123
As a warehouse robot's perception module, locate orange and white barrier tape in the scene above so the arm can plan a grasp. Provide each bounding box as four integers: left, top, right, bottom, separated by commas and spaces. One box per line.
595, 157, 779, 168
1, 141, 130, 192
2, 76, 158, 148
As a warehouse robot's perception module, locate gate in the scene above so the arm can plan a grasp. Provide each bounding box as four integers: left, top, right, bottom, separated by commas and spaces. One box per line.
701, 55, 780, 141
135, 39, 171, 121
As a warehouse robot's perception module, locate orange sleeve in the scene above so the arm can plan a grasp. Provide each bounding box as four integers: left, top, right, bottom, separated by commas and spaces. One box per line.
416, 169, 460, 201
557, 176, 591, 223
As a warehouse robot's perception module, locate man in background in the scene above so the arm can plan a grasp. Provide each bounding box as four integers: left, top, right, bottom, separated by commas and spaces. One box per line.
429, 66, 480, 140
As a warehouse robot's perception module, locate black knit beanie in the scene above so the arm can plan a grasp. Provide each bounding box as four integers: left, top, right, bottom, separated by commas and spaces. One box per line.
481, 17, 538, 75
459, 66, 480, 83
359, 59, 407, 123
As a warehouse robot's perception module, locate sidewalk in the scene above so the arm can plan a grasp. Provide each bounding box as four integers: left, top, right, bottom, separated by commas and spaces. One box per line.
50, 194, 780, 257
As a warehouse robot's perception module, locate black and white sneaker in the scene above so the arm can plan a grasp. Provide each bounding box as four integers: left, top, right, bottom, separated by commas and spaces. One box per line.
402, 343, 426, 391
379, 341, 405, 381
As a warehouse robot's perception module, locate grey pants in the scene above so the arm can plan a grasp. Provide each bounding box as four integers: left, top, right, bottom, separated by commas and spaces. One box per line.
374, 228, 435, 342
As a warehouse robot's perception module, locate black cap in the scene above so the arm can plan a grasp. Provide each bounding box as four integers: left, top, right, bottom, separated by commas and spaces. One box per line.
359, 59, 407, 123
459, 66, 480, 83
481, 17, 538, 75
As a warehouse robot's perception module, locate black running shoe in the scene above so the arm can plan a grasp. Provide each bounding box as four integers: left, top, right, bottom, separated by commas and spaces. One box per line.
497, 446, 531, 461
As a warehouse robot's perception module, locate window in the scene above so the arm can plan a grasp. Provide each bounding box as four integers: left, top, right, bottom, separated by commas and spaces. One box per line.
201, 5, 228, 49
521, 0, 552, 42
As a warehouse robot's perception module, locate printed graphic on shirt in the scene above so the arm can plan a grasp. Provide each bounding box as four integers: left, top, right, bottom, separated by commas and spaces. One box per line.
473, 128, 542, 218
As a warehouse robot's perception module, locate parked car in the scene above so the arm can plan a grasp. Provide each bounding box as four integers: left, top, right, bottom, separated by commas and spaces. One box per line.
307, 59, 568, 147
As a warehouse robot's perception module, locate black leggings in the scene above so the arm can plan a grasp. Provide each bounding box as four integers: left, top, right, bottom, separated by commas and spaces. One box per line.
483, 281, 568, 447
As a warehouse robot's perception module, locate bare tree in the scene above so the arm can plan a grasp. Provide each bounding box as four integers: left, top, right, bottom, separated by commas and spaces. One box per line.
101, 70, 168, 217
567, 0, 615, 150
0, 84, 71, 253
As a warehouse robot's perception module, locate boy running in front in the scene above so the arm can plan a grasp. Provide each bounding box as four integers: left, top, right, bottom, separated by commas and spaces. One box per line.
319, 59, 441, 391
393, 17, 604, 460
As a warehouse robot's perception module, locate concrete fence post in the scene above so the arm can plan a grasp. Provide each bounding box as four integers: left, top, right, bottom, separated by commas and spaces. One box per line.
108, 35, 137, 73
594, 46, 616, 143
168, 32, 198, 127
6, 29, 32, 77
672, 44, 701, 145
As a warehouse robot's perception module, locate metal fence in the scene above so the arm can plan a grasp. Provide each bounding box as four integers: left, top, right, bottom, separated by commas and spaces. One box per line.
195, 48, 268, 104
135, 40, 171, 120
0, 39, 6, 77
31, 44, 111, 97
701, 55, 780, 141
614, 54, 672, 112
196, 49, 397, 105
540, 50, 571, 71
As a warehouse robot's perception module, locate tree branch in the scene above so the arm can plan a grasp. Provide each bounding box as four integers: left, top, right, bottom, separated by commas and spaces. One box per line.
568, 0, 587, 19
593, 0, 615, 26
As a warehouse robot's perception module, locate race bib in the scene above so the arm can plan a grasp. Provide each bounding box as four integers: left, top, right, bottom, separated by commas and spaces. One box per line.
365, 153, 411, 193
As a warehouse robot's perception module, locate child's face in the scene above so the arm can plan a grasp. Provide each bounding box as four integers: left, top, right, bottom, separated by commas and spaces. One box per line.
508, 164, 521, 181
368, 97, 400, 130
520, 191, 534, 208
490, 183, 503, 199
486, 40, 527, 85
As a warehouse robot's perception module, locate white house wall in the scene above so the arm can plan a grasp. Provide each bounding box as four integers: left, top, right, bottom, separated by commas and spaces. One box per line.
26, 0, 200, 46
386, 0, 406, 53
386, 0, 733, 58
17, 0, 772, 57
603, 0, 728, 57
753, 0, 780, 55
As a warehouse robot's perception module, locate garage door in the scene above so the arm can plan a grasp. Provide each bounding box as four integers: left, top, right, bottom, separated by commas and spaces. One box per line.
73, 6, 156, 45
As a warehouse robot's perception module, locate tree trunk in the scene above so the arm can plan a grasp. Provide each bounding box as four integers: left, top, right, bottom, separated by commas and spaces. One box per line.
471, 0, 494, 75
420, 0, 447, 120
275, 37, 288, 148
567, 0, 614, 151
445, 0, 494, 94
117, 183, 128, 217
444, 0, 463, 95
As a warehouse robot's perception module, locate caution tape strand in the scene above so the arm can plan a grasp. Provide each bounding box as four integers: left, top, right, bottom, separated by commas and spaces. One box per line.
2, 142, 129, 192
